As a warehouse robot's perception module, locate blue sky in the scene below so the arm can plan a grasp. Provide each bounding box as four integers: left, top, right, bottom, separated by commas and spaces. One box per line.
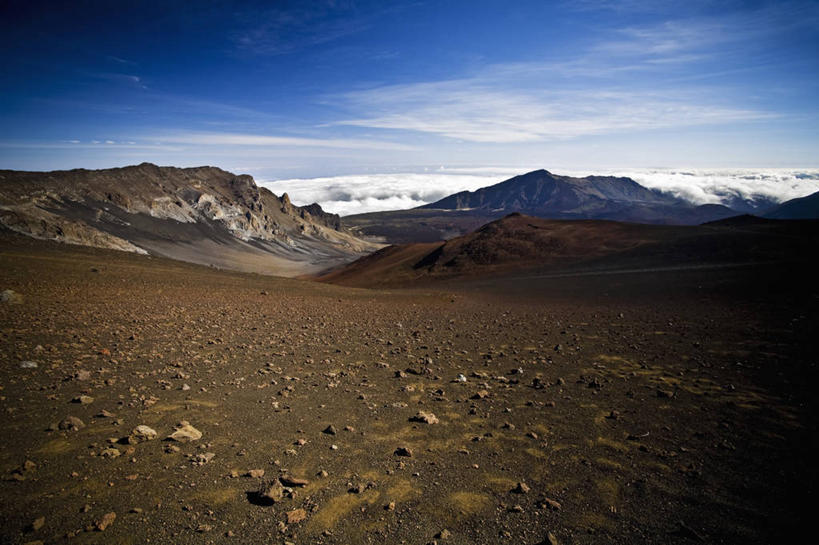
1, 0, 817, 177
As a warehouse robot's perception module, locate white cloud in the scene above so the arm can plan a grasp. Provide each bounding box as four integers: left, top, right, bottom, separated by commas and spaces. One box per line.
156, 131, 414, 151
572, 167, 819, 207
260, 171, 509, 216
261, 168, 819, 216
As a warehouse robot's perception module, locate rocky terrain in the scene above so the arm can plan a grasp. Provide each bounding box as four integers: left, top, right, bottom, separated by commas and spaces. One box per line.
0, 163, 379, 276
1, 226, 817, 544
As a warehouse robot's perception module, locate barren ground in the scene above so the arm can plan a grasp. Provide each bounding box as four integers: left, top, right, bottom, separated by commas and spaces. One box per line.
1, 231, 816, 544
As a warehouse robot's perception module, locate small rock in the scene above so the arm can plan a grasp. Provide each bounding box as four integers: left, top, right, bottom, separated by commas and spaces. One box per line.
1, 289, 22, 303
129, 425, 158, 443
410, 411, 439, 424
512, 482, 530, 494
539, 497, 562, 511
167, 421, 202, 442
72, 395, 94, 405
471, 390, 490, 400
29, 516, 45, 532
195, 452, 215, 464
279, 475, 309, 487
436, 529, 452, 539
385, 501, 396, 511
394, 446, 413, 457
58, 416, 85, 431
257, 479, 284, 502
247, 469, 265, 478
20, 361, 38, 369
100, 447, 121, 458
285, 508, 307, 524
323, 425, 337, 435
95, 512, 116, 531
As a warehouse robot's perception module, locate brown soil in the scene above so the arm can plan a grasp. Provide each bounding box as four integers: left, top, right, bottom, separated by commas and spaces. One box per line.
1, 229, 817, 544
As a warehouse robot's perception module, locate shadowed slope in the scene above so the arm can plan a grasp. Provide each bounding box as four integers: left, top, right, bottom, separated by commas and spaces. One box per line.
324, 213, 819, 287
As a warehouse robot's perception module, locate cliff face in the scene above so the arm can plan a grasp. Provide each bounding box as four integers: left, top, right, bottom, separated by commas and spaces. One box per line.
0, 163, 379, 276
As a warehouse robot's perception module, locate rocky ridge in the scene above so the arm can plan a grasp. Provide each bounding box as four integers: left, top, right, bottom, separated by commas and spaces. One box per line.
0, 163, 378, 275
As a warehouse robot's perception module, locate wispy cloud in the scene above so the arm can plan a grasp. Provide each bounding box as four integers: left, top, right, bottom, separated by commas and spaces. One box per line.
327, 8, 791, 144
335, 80, 771, 143
155, 131, 415, 151
231, 2, 372, 56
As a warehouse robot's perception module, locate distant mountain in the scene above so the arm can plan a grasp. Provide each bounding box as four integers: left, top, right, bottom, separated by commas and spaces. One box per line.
762, 190, 819, 219
344, 169, 739, 244
420, 169, 736, 223
0, 163, 378, 276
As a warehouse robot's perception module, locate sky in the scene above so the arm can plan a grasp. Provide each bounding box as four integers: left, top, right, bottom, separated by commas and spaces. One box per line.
1, 0, 818, 183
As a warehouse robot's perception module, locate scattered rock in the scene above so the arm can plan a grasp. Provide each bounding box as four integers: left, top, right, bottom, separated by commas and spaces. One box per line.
394, 446, 413, 457
257, 479, 284, 503
58, 416, 85, 431
167, 421, 202, 442
129, 425, 158, 443
1, 289, 22, 303
512, 482, 530, 494
194, 452, 215, 464
539, 497, 562, 511
285, 508, 307, 524
410, 411, 439, 424
28, 516, 45, 532
95, 512, 116, 531
279, 475, 309, 487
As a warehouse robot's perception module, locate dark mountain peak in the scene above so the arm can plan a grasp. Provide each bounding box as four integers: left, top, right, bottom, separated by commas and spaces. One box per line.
413, 168, 739, 227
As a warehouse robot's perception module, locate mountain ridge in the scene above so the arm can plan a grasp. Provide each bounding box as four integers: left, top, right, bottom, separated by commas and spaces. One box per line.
0, 162, 378, 276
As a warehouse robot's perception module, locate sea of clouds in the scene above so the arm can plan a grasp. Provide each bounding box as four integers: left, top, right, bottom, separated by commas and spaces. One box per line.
259, 167, 819, 216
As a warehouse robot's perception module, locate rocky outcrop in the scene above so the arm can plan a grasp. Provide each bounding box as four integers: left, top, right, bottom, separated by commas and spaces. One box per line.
0, 163, 379, 275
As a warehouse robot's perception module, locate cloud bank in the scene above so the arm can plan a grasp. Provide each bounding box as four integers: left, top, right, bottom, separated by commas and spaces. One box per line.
260, 168, 819, 216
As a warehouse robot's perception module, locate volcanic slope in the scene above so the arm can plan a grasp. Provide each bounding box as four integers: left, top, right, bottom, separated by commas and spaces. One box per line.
763, 189, 819, 219
0, 163, 379, 276
324, 213, 819, 287
1, 228, 817, 545
343, 169, 738, 244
